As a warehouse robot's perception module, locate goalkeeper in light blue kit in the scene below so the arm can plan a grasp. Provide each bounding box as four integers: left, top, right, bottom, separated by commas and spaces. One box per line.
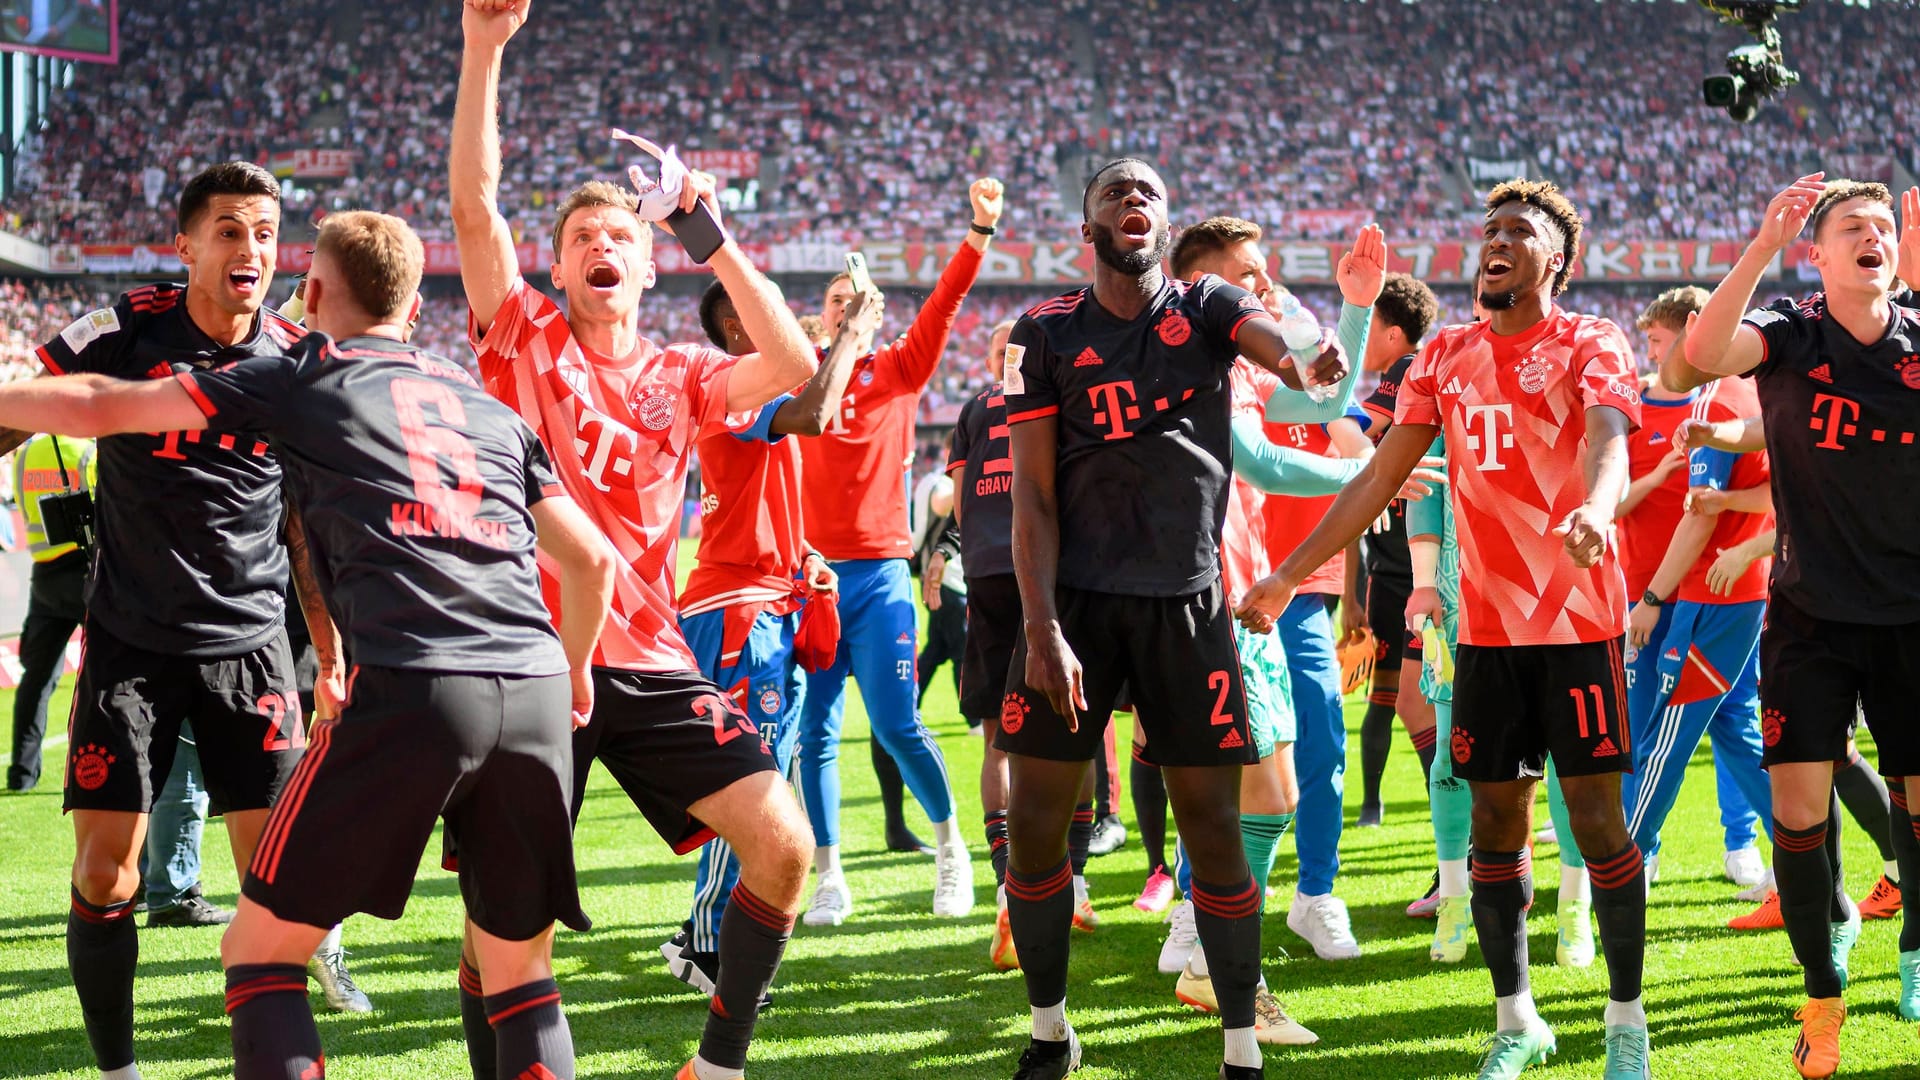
1406, 436, 1593, 969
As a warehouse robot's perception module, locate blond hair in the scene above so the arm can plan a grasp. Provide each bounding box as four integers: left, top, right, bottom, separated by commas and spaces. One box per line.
315, 210, 424, 321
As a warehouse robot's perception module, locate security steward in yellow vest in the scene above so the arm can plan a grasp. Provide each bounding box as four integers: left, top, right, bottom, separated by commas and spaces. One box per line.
9, 434, 93, 790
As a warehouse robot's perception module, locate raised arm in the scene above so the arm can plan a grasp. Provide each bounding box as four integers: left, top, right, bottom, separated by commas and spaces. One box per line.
1236, 420, 1437, 631
0, 373, 207, 439
1669, 173, 1827, 391
715, 249, 820, 413
450, 0, 531, 331
770, 290, 880, 436
1673, 415, 1766, 456
532, 492, 616, 726
873, 181, 1001, 392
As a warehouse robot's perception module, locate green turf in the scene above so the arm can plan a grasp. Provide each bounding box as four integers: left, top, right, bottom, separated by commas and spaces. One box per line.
3, 646, 1917, 1077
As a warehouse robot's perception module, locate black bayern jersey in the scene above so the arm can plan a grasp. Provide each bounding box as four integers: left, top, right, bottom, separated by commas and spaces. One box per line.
1005, 274, 1264, 596
1359, 352, 1413, 581
38, 283, 297, 656
947, 382, 1015, 578
1744, 292, 1920, 624
179, 334, 569, 677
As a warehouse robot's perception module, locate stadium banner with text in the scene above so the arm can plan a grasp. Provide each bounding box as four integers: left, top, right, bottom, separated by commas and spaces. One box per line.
764, 241, 1772, 286
1278, 208, 1372, 236
267, 149, 358, 180
0, 0, 116, 63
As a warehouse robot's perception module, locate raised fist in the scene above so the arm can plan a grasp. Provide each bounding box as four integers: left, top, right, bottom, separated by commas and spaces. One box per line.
463, 0, 531, 49
970, 178, 1005, 229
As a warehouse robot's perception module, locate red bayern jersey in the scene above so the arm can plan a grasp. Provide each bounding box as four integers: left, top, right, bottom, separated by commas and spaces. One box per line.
1221, 359, 1280, 600
800, 244, 983, 560
1395, 307, 1642, 647
1616, 384, 1704, 597
1261, 416, 1345, 597
680, 397, 808, 617
1678, 376, 1772, 605
472, 279, 740, 671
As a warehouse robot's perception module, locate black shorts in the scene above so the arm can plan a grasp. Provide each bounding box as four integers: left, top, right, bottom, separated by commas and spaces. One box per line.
1760, 593, 1920, 775
995, 581, 1256, 769
961, 574, 1021, 724
1366, 571, 1413, 671
575, 667, 780, 854
1450, 638, 1631, 782
63, 620, 302, 815
243, 666, 586, 941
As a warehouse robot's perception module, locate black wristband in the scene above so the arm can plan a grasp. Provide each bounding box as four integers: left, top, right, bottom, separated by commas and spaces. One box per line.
969, 222, 996, 236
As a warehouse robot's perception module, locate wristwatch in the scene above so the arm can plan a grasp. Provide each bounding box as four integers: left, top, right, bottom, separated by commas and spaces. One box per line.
1640, 589, 1664, 608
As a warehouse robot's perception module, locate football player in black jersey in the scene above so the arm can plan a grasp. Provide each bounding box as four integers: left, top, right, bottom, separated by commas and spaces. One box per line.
0, 210, 615, 1080
996, 157, 1358, 1080
1666, 175, 1920, 1079
27, 161, 316, 1080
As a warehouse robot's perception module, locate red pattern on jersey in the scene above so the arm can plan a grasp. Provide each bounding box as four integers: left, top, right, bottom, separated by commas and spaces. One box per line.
681, 409, 807, 616
472, 280, 738, 671
1616, 389, 1702, 597
1220, 360, 1279, 600
1396, 309, 1642, 646
800, 244, 982, 560
1261, 415, 1345, 597
1678, 377, 1772, 605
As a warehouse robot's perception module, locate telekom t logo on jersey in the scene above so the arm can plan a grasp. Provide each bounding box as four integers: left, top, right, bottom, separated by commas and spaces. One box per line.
1088, 380, 1140, 440
1810, 393, 1861, 451
1463, 403, 1515, 470
574, 414, 637, 492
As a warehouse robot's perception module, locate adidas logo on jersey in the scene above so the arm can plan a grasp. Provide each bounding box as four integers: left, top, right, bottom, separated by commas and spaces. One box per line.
1648, 431, 1667, 444
1663, 647, 1680, 660
1808, 363, 1833, 384
1441, 377, 1466, 395
896, 631, 912, 645
1218, 728, 1245, 750
1592, 736, 1620, 758
1074, 347, 1104, 368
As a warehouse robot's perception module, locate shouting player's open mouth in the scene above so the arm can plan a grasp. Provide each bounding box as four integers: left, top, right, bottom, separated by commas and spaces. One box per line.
1855, 249, 1886, 272
227, 265, 262, 300
1481, 252, 1516, 289
584, 262, 623, 293
1117, 209, 1154, 245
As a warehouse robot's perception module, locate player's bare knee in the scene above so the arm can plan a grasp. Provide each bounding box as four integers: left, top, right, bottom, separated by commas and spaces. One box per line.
1469, 799, 1528, 852
70, 854, 135, 906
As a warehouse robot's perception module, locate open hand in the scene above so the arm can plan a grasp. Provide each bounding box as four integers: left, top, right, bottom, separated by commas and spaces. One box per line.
1336, 223, 1388, 308
1235, 573, 1298, 635
1900, 187, 1920, 293
1754, 172, 1826, 254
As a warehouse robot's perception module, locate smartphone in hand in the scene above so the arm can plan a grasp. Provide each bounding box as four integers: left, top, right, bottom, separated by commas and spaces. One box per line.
845, 252, 874, 295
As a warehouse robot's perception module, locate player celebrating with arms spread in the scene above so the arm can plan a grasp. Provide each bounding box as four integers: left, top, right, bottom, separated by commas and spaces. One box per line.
1662, 175, 1920, 1080
1239, 180, 1652, 1080
452, 4, 819, 1078
998, 157, 1357, 1080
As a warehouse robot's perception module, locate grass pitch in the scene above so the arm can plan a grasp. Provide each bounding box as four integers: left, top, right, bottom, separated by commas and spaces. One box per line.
3, 614, 1916, 1077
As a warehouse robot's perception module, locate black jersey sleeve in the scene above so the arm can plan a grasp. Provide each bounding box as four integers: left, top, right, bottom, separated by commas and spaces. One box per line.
1194, 274, 1269, 360
37, 292, 141, 377
1741, 296, 1812, 379
522, 429, 563, 506
1003, 316, 1058, 423
175, 349, 303, 431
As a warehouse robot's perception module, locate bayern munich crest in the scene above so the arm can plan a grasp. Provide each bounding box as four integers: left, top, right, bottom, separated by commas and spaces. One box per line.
635, 386, 677, 431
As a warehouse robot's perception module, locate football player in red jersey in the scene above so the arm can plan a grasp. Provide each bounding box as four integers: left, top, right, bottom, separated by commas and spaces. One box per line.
1240, 180, 1653, 1080
453, 4, 820, 1078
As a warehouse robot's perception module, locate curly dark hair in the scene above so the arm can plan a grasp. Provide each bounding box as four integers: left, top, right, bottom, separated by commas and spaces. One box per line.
1810, 179, 1893, 240
699, 278, 735, 350
1373, 272, 1439, 345
1484, 179, 1584, 297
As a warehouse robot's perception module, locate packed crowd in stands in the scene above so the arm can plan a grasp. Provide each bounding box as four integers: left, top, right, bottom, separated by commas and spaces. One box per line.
5, 1, 1915, 253
0, 279, 108, 384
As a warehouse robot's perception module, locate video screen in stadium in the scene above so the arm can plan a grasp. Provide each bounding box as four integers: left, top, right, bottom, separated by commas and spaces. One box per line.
0, 0, 115, 64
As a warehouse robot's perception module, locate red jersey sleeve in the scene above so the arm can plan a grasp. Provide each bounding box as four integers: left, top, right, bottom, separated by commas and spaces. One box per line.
1576, 319, 1643, 431
677, 343, 744, 441
468, 278, 558, 392
871, 243, 984, 394
1394, 335, 1447, 428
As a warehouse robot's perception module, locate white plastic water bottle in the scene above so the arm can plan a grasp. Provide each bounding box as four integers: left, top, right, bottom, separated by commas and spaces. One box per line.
1272, 289, 1335, 403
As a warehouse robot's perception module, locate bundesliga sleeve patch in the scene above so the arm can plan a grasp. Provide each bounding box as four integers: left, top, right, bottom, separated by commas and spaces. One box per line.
1003, 343, 1027, 395
59, 307, 121, 353
1743, 307, 1787, 329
